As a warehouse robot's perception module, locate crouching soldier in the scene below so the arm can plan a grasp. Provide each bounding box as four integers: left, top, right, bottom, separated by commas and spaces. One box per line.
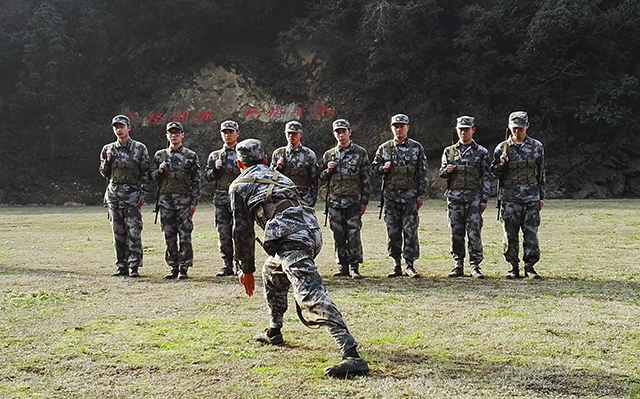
230, 138, 369, 378
152, 122, 200, 279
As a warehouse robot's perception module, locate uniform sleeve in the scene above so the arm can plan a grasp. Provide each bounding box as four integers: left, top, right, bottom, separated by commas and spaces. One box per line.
189, 152, 201, 206
415, 143, 428, 199
99, 144, 112, 179
479, 150, 492, 203
231, 186, 256, 274
359, 148, 371, 206
537, 144, 546, 201
491, 143, 507, 179
306, 150, 319, 207
203, 151, 218, 182
150, 150, 163, 183
270, 149, 280, 170
138, 144, 151, 201
319, 150, 331, 182
371, 144, 388, 176
439, 147, 451, 178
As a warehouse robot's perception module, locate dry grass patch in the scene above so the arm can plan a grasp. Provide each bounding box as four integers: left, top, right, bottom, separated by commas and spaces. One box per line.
1, 200, 639, 398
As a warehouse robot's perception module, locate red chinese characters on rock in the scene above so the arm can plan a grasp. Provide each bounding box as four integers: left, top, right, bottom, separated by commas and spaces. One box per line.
171, 111, 190, 122
195, 110, 213, 121
315, 105, 334, 116
147, 112, 165, 125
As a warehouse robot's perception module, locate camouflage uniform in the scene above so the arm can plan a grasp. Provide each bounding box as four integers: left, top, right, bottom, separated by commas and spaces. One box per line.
319, 121, 371, 277
439, 117, 491, 276
151, 130, 200, 277
372, 114, 428, 276
270, 145, 319, 207
491, 112, 546, 278
230, 139, 363, 362
99, 115, 150, 276
204, 139, 240, 274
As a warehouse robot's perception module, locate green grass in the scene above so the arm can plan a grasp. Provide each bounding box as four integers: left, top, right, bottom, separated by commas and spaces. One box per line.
0, 200, 639, 398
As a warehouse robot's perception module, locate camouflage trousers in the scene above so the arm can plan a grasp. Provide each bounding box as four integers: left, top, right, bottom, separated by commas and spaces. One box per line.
383, 199, 420, 262
108, 206, 143, 268
328, 205, 363, 266
160, 206, 193, 270
262, 228, 358, 355
214, 203, 234, 268
447, 199, 484, 266
500, 201, 541, 267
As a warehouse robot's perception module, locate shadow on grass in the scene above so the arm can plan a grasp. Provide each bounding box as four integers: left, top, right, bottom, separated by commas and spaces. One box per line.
323, 275, 640, 304
366, 349, 639, 397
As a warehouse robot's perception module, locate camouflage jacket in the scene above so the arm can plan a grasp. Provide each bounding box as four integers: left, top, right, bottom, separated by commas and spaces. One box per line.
99, 138, 150, 208
230, 164, 319, 274
203, 144, 240, 206
319, 142, 371, 208
491, 135, 546, 203
270, 144, 319, 206
372, 138, 428, 203
439, 140, 491, 203
151, 145, 201, 209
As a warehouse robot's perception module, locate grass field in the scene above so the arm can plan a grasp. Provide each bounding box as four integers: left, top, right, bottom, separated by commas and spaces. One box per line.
1, 200, 639, 398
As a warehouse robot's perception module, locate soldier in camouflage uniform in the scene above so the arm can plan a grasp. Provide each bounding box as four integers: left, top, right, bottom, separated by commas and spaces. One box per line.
491, 111, 546, 279
151, 122, 201, 280
270, 121, 319, 207
204, 120, 241, 277
319, 119, 371, 279
372, 114, 428, 278
99, 115, 150, 277
230, 138, 369, 378
439, 116, 491, 279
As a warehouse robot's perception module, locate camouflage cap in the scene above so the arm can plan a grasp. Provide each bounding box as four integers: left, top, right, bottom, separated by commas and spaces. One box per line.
456, 116, 475, 128
332, 119, 350, 131
508, 111, 528, 128
390, 114, 410, 125
220, 120, 239, 132
166, 121, 184, 132
112, 114, 130, 126
236, 138, 265, 164
285, 120, 303, 133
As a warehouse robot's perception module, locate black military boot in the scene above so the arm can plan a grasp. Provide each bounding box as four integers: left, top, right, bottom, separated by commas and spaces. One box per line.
216, 260, 235, 277
448, 261, 464, 278
324, 356, 369, 378
388, 258, 403, 278
506, 264, 520, 280
470, 265, 485, 279
112, 267, 129, 277
164, 268, 179, 279
129, 267, 140, 278
524, 265, 541, 280
178, 267, 189, 280
333, 264, 350, 278
405, 261, 420, 278
350, 264, 363, 280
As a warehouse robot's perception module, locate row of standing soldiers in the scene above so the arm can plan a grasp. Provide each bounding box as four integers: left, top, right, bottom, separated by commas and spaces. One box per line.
98, 111, 545, 378
99, 111, 545, 281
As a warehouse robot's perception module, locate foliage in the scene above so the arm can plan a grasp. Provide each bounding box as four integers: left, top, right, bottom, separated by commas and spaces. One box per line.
0, 0, 639, 203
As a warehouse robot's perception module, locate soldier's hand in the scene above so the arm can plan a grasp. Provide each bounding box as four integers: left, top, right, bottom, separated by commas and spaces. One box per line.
239, 272, 255, 297
416, 197, 425, 209
138, 198, 145, 208
215, 159, 223, 169
327, 161, 337, 172
500, 152, 509, 165
106, 149, 113, 163
276, 158, 285, 170
360, 204, 367, 216
480, 202, 487, 213
190, 205, 196, 216
383, 161, 392, 173
158, 161, 168, 173
446, 164, 455, 173
539, 200, 544, 210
